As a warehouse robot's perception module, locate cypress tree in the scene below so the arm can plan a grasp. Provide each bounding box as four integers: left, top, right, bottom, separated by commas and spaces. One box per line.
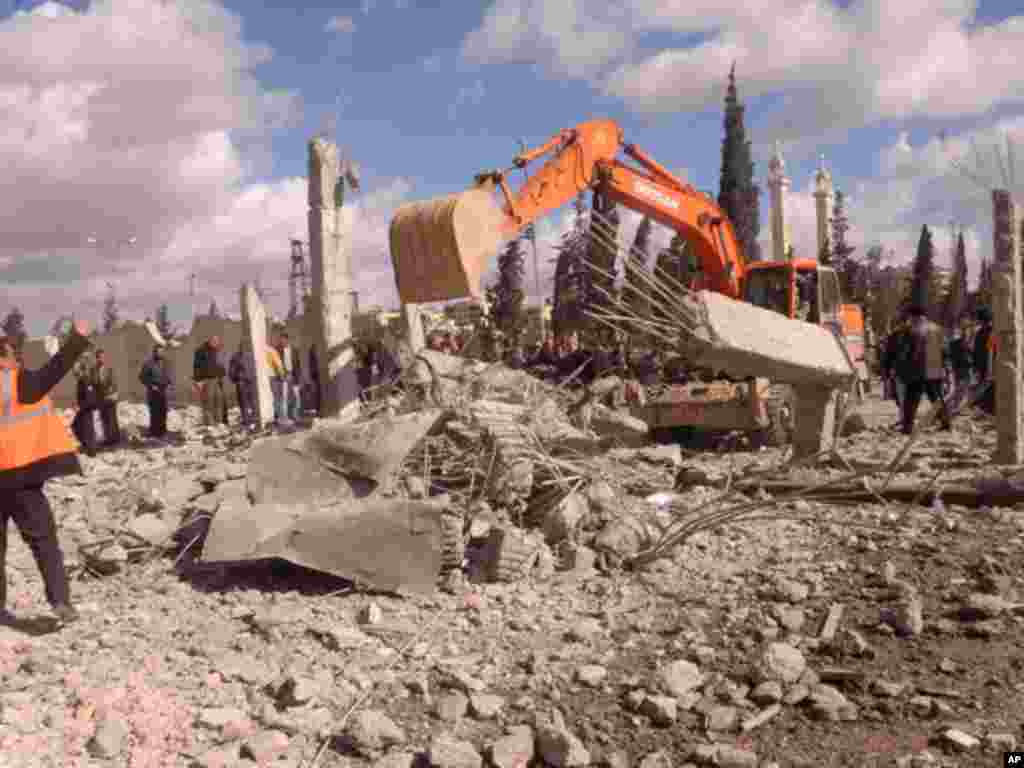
102, 286, 119, 333
1, 307, 26, 349
624, 216, 652, 321
552, 192, 589, 336
491, 236, 527, 342
908, 225, 935, 311
830, 190, 858, 296
942, 232, 968, 329
718, 64, 762, 263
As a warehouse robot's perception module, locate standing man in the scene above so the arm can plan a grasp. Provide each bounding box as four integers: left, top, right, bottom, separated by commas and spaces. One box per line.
0, 320, 92, 625
193, 335, 226, 427
266, 342, 287, 425
71, 356, 99, 457
228, 344, 255, 428
277, 332, 302, 421
90, 349, 120, 447
946, 318, 972, 409
973, 306, 993, 384
901, 306, 952, 434
308, 345, 321, 417
139, 346, 171, 438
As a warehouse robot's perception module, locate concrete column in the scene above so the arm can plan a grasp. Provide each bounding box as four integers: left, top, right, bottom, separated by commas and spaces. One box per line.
403, 302, 425, 354
309, 137, 360, 421
791, 384, 837, 460
992, 190, 1022, 464
240, 283, 274, 428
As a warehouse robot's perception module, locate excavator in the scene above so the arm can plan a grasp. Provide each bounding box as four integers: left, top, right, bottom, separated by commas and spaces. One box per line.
389, 118, 867, 445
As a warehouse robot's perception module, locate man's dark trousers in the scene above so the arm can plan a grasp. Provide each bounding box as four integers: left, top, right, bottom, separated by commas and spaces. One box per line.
71, 407, 97, 454
147, 389, 168, 437
0, 486, 70, 611
902, 379, 950, 433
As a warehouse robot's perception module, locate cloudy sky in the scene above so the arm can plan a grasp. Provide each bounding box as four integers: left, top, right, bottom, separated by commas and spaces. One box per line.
2, 0, 1023, 336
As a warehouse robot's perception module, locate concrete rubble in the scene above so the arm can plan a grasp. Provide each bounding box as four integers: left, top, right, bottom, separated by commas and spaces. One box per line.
0, 354, 1020, 768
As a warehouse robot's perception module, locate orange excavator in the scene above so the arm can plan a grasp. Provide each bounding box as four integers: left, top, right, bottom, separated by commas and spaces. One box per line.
390, 118, 867, 444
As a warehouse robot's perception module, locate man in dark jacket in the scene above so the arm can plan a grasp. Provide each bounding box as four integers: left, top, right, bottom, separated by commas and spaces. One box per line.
901, 306, 951, 434
193, 335, 226, 427
228, 345, 254, 427
140, 346, 172, 438
71, 364, 99, 457
1, 321, 92, 625
973, 307, 993, 383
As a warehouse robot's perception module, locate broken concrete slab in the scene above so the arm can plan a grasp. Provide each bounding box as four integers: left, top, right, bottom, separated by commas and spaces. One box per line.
201, 497, 448, 595
240, 282, 274, 427
247, 435, 356, 506
288, 409, 444, 487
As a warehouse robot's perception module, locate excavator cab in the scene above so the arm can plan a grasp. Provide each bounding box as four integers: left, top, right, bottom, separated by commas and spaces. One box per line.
742, 260, 841, 327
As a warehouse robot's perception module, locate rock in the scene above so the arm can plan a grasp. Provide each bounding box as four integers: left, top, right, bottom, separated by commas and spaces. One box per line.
346, 710, 407, 754
772, 605, 805, 633
985, 733, 1017, 751
807, 684, 858, 721
593, 517, 650, 560
660, 659, 704, 697
537, 718, 591, 767
871, 679, 906, 697
705, 705, 739, 732
637, 751, 672, 768
575, 665, 608, 688
276, 675, 320, 707
468, 693, 504, 720
773, 578, 809, 603
740, 704, 781, 732
940, 729, 979, 751
881, 598, 924, 637
754, 642, 806, 684
489, 725, 535, 768
565, 618, 603, 643
198, 707, 248, 729
959, 593, 1013, 621
87, 717, 129, 758
435, 691, 469, 723
359, 603, 383, 625
750, 681, 782, 705
560, 544, 598, 573
639, 695, 677, 726
543, 492, 589, 544
241, 730, 289, 762
585, 480, 619, 512
691, 744, 759, 768
127, 513, 173, 546
428, 733, 484, 768
373, 752, 418, 768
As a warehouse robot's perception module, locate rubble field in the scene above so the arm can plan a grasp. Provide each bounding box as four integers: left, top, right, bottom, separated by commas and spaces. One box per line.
1, 359, 1022, 768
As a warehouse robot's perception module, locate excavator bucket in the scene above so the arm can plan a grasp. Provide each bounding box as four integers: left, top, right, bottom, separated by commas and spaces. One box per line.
389, 183, 506, 304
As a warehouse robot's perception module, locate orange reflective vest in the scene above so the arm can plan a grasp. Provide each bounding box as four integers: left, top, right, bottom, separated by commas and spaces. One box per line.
0, 363, 79, 472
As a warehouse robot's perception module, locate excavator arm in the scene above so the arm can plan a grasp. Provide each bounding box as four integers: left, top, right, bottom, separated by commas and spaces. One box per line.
389, 118, 747, 304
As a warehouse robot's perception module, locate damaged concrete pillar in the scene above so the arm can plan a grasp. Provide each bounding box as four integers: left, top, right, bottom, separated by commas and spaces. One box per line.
791, 385, 837, 460
240, 283, 274, 427
992, 190, 1023, 464
309, 137, 360, 421
403, 302, 426, 354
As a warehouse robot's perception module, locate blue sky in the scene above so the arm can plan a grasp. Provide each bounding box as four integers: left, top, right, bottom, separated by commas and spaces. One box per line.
1, 0, 1023, 335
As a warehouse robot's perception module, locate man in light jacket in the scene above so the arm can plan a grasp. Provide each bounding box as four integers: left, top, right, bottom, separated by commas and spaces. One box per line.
901, 306, 951, 434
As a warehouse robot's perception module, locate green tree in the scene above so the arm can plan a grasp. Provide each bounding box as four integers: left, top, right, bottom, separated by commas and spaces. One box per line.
653, 233, 691, 325
586, 189, 619, 323
718, 63, 761, 262
489, 236, 527, 342
552, 192, 589, 336
976, 258, 992, 310
155, 304, 173, 339
1, 307, 26, 349
830, 190, 858, 297
942, 232, 968, 329
624, 216, 652, 320
908, 225, 935, 311
102, 285, 119, 333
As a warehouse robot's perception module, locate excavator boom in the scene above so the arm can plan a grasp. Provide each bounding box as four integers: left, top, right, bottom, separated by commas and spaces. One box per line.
389, 118, 747, 304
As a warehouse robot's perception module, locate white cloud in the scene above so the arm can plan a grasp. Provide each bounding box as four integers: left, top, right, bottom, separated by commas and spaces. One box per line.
462, 0, 1024, 142
325, 15, 355, 34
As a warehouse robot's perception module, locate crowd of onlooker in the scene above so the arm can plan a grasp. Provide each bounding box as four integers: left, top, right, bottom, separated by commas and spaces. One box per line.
878, 305, 994, 434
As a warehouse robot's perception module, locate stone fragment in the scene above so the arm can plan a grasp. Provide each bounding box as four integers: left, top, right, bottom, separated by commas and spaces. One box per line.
959, 593, 1013, 621
660, 659, 704, 697
428, 733, 484, 768
705, 705, 739, 732
434, 691, 469, 722
468, 693, 504, 720
127, 513, 173, 546
740, 704, 781, 732
881, 598, 924, 637
639, 695, 677, 726
87, 717, 129, 758
575, 665, 608, 688
374, 753, 418, 768
870, 679, 906, 697
346, 710, 407, 754
754, 642, 806, 684
543, 492, 589, 544
241, 730, 289, 762
276, 675, 320, 707
637, 751, 672, 768
985, 733, 1017, 751
359, 603, 383, 625
489, 725, 535, 768
807, 684, 858, 721
940, 729, 979, 751
537, 718, 591, 767
198, 707, 248, 729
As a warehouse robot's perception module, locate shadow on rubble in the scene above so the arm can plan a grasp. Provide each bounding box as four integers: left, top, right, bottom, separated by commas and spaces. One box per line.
176, 552, 361, 597
0, 614, 63, 637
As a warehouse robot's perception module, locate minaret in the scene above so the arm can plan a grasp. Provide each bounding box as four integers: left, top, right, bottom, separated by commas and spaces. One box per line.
814, 154, 834, 258
767, 141, 790, 261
